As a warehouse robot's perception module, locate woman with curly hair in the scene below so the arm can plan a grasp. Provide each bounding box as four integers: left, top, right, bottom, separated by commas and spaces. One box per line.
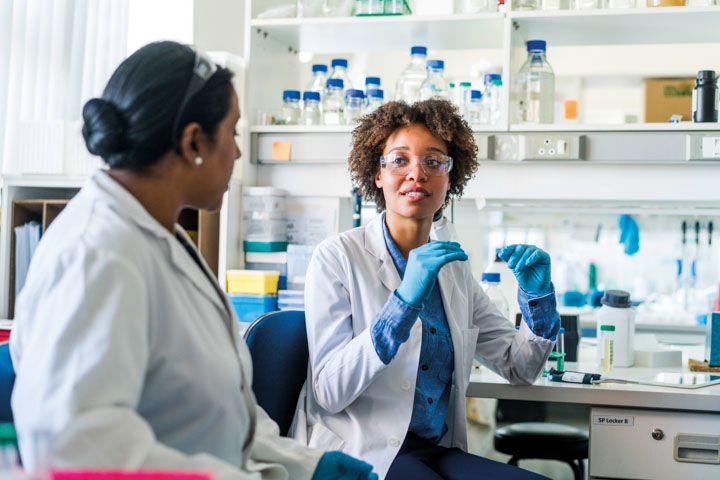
293, 99, 560, 479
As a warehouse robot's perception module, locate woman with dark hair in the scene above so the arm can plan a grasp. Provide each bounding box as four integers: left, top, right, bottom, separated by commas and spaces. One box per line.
294, 99, 560, 479
10, 41, 376, 480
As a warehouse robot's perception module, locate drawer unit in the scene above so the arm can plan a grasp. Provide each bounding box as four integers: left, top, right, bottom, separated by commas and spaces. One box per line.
590, 407, 720, 479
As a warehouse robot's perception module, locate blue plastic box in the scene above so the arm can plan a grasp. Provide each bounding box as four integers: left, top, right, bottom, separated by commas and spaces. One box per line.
227, 293, 278, 324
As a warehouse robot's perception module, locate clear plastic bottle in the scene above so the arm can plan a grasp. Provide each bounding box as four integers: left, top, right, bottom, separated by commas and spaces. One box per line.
541, 0, 567, 8
365, 88, 384, 114
458, 81, 472, 120
302, 91, 322, 125
394, 46, 428, 103
462, 0, 491, 12
305, 64, 328, 101
482, 272, 510, 322
323, 78, 345, 125
329, 58, 353, 93
599, 324, 615, 375
606, 0, 636, 7
515, 0, 539, 9
323, 0, 354, 16
280, 90, 301, 125
344, 89, 365, 124
298, 0, 325, 17
365, 76, 381, 92
485, 248, 520, 320
571, 0, 599, 7
483, 73, 503, 126
420, 60, 450, 101
516, 39, 555, 124
468, 90, 486, 126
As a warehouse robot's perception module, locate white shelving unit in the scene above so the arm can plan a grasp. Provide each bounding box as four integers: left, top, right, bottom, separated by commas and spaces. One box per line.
243, 2, 720, 205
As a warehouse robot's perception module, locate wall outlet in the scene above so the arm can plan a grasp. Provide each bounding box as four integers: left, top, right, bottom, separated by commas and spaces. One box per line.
686, 134, 720, 161
518, 134, 585, 161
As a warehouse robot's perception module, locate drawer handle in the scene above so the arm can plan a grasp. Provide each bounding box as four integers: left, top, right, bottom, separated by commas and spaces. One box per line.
674, 434, 720, 464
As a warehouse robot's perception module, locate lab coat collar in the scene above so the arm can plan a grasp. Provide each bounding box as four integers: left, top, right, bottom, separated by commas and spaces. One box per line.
87, 171, 231, 319
363, 213, 456, 308
364, 214, 402, 293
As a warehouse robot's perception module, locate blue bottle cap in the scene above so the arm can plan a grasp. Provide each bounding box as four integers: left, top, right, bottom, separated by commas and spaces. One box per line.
282, 90, 300, 101
411, 46, 428, 56
426, 59, 444, 70
365, 76, 381, 86
303, 91, 320, 101
312, 64, 328, 73
326, 78, 344, 88
471, 90, 482, 100
331, 58, 348, 68
345, 89, 365, 99
481, 272, 500, 282
484, 73, 502, 85
527, 40, 547, 51
558, 328, 565, 335
366, 88, 384, 99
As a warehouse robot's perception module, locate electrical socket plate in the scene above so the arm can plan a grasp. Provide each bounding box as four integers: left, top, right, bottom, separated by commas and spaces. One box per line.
686, 134, 720, 161
518, 134, 585, 161
473, 133, 495, 160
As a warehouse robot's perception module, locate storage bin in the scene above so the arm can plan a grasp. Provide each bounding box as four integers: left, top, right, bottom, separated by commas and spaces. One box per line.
243, 217, 287, 240
243, 187, 286, 213
227, 293, 278, 324
226, 269, 280, 294
278, 289, 305, 311
244, 240, 289, 253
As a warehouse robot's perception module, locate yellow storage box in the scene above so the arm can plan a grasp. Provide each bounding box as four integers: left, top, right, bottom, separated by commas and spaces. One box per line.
226, 269, 280, 295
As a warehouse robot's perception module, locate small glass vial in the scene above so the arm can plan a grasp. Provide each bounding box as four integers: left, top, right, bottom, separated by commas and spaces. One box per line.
599, 324, 615, 376
365, 88, 384, 114
344, 89, 365, 124
468, 90, 486, 126
365, 76, 381, 92
458, 81, 472, 120
497, 0, 508, 11
555, 327, 566, 372
301, 91, 322, 125
323, 78, 345, 125
280, 90, 301, 125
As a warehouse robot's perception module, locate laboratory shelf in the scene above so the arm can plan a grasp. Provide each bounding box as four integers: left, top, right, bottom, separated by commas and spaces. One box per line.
249, 13, 505, 53
509, 6, 720, 46
250, 125, 504, 133
510, 123, 720, 132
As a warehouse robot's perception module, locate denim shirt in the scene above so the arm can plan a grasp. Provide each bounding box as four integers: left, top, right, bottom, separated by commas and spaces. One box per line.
370, 216, 454, 442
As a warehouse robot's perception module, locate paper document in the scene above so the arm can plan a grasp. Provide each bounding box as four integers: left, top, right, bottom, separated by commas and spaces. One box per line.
14, 221, 42, 296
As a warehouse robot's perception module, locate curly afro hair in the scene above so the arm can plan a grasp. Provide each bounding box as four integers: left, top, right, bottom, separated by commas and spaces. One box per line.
348, 98, 479, 211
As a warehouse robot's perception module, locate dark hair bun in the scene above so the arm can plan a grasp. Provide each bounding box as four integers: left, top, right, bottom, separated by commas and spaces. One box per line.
82, 98, 127, 158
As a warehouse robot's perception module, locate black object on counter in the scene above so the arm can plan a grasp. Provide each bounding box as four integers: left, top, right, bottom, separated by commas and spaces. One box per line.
692, 70, 718, 123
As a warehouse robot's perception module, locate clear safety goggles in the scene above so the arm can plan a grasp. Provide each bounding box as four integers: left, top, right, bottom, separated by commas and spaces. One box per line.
379, 152, 453, 177
172, 50, 219, 142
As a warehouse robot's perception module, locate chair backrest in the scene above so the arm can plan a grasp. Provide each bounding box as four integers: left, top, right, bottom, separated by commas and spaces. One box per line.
0, 343, 15, 422
244, 310, 307, 437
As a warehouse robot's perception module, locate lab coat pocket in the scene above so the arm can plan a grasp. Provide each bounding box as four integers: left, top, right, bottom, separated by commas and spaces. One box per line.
461, 328, 480, 381
308, 422, 345, 450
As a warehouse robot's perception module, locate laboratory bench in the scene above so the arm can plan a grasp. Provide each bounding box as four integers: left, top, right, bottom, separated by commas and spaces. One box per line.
468, 338, 720, 479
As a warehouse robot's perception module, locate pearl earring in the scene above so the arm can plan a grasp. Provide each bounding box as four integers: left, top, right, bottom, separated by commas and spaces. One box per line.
194, 156, 203, 166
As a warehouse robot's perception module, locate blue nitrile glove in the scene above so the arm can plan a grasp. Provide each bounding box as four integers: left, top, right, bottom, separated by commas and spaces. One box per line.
311, 451, 379, 480
618, 214, 639, 255
396, 241, 468, 308
499, 244, 552, 297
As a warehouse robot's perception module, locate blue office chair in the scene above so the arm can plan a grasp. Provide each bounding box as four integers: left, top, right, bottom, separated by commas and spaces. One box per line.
0, 342, 16, 422
244, 310, 308, 437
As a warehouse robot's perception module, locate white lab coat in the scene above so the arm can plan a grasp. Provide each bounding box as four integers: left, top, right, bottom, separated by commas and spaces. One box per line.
292, 214, 554, 479
10, 171, 322, 480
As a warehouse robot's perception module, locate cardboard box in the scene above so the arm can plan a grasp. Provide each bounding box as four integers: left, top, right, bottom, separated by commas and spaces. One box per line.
644, 78, 694, 122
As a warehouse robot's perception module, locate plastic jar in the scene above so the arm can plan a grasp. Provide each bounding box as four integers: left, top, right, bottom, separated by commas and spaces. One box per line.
596, 290, 635, 367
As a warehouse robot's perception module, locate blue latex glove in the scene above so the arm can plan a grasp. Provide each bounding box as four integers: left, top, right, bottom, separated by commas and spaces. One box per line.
618, 214, 639, 255
396, 241, 468, 308
499, 244, 552, 297
311, 451, 378, 480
